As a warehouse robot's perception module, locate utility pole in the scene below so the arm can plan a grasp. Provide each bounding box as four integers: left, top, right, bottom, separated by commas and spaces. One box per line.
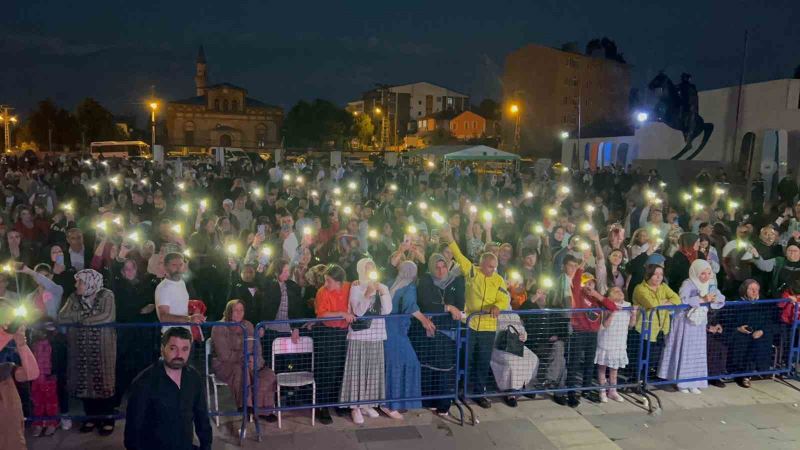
375, 84, 391, 150
0, 105, 17, 153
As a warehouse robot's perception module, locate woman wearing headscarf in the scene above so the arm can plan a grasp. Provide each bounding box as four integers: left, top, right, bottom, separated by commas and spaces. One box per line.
109, 255, 159, 409
748, 242, 800, 298
666, 232, 701, 292
57, 269, 117, 436
212, 299, 278, 422
383, 261, 435, 418
341, 258, 392, 424
412, 253, 465, 415
727, 279, 773, 388
658, 259, 725, 393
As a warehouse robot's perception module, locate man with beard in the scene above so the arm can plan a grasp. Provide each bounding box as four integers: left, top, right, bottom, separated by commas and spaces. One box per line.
124, 327, 211, 450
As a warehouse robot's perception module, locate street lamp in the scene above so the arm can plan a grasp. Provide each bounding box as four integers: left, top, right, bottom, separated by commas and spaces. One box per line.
149, 102, 158, 150
509, 103, 521, 152
374, 107, 382, 115
560, 131, 569, 139
636, 111, 648, 123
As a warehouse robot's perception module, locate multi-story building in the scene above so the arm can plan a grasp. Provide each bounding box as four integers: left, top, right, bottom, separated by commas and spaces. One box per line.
449, 110, 495, 140
165, 46, 283, 153
353, 82, 469, 148
502, 43, 631, 158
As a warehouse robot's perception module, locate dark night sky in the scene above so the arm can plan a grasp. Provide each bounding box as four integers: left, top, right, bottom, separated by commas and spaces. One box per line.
1, 0, 798, 123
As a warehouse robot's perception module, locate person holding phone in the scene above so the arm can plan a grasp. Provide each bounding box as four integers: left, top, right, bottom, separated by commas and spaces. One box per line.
0, 313, 40, 450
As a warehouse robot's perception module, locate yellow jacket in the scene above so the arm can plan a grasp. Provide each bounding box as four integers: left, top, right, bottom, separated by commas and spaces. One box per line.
449, 242, 510, 332
632, 281, 681, 342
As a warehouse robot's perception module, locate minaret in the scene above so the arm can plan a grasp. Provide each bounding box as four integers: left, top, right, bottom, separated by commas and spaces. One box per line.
195, 45, 208, 96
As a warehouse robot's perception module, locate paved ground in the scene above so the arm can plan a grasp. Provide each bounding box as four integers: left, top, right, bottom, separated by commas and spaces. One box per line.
26, 378, 800, 450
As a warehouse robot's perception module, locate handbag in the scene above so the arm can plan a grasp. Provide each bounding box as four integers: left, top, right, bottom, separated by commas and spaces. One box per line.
494, 325, 525, 357
350, 293, 381, 332
686, 306, 708, 326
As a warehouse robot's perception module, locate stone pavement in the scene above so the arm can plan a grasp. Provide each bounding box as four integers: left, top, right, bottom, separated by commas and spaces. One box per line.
26, 379, 800, 450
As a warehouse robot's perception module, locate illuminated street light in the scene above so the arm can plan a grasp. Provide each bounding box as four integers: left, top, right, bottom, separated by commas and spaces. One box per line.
560, 131, 569, 139
636, 112, 649, 123
148, 101, 158, 150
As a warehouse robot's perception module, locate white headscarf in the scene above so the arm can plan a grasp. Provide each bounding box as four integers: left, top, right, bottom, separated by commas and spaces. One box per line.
356, 258, 375, 285
688, 259, 714, 296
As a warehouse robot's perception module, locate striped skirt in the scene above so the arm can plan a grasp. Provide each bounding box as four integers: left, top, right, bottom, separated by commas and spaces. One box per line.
340, 340, 385, 406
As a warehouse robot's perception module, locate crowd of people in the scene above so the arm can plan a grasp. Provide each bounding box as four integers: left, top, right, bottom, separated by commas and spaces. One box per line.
0, 153, 798, 448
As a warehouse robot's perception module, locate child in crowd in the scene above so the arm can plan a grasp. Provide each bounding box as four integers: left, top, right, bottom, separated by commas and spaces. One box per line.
594, 287, 636, 403
30, 321, 62, 437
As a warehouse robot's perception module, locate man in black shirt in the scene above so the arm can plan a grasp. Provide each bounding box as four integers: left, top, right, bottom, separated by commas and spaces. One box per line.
124, 327, 212, 450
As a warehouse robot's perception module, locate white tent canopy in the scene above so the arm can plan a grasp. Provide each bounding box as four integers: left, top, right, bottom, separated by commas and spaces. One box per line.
443, 145, 520, 161
405, 145, 520, 161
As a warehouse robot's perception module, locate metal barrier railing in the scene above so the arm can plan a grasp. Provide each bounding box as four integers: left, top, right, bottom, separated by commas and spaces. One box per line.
21, 321, 251, 444
15, 301, 800, 440
252, 313, 462, 441
644, 300, 799, 388
462, 308, 645, 401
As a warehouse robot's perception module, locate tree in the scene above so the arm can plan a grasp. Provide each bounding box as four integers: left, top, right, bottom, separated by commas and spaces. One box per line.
22, 99, 80, 151
585, 37, 626, 64
474, 99, 500, 120
75, 97, 122, 145
282, 99, 354, 149
352, 113, 374, 150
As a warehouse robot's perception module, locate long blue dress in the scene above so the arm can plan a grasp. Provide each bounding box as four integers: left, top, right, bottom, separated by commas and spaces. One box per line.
384, 283, 423, 411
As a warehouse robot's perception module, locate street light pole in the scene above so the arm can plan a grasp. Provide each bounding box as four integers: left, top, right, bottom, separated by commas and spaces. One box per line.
149, 102, 158, 150
509, 103, 521, 153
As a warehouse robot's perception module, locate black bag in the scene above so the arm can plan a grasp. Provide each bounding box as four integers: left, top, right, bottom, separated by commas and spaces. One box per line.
494, 325, 525, 357
349, 293, 381, 332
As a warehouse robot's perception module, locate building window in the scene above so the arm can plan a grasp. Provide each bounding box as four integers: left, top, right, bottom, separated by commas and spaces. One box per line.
214, 99, 220, 110
472, 121, 476, 129
223, 99, 229, 112
446, 97, 454, 108
418, 111, 422, 116
219, 134, 232, 147
184, 121, 195, 146
232, 100, 239, 112
418, 100, 422, 105
256, 123, 267, 148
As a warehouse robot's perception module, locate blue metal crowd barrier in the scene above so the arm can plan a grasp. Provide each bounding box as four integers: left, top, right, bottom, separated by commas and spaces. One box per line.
252, 313, 463, 441
22, 321, 251, 444
462, 308, 645, 399
17, 302, 800, 441
643, 300, 799, 387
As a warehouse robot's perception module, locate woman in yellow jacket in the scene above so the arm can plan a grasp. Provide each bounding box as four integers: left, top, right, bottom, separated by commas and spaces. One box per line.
632, 263, 681, 378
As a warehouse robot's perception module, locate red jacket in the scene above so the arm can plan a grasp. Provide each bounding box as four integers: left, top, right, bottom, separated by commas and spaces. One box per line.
779, 290, 799, 325
570, 268, 619, 332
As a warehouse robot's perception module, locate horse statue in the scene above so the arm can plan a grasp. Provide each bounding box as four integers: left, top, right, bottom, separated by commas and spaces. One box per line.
647, 72, 714, 160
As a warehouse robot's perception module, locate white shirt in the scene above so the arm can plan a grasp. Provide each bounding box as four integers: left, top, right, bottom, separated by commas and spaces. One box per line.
268, 166, 283, 184
155, 278, 190, 333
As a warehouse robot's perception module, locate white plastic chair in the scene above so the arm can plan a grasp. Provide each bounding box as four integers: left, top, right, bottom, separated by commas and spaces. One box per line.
205, 337, 228, 427
271, 336, 315, 429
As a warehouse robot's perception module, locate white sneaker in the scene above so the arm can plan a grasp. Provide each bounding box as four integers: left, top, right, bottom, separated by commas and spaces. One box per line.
44, 425, 57, 436
351, 408, 364, 424
61, 419, 72, 431
361, 407, 380, 418
599, 391, 609, 403
679, 389, 690, 394
690, 388, 702, 395
32, 425, 43, 437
